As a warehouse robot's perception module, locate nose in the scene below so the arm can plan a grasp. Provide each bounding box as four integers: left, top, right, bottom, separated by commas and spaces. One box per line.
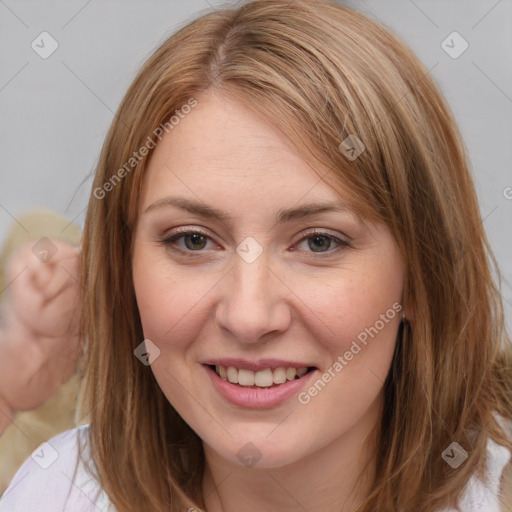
215, 250, 292, 345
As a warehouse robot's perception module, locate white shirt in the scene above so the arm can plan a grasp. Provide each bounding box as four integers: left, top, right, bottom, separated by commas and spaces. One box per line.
0, 425, 114, 512
0, 423, 510, 511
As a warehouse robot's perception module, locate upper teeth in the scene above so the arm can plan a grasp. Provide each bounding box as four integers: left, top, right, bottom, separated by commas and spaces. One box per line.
216, 365, 309, 387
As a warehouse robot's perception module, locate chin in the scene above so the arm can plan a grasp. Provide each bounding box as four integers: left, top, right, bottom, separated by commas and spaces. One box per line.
205, 428, 315, 470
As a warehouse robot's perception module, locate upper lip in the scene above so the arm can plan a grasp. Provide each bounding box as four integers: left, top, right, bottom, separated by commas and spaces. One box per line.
201, 358, 316, 372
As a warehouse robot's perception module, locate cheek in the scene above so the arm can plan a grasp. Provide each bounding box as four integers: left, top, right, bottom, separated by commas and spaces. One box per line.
292, 276, 401, 439
290, 253, 403, 429
292, 260, 403, 358
132, 245, 209, 347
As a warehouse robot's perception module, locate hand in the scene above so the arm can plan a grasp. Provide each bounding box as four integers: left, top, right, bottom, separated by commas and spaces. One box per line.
0, 239, 81, 419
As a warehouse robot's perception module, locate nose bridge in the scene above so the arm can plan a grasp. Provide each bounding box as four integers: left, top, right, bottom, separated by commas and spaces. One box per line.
236, 251, 271, 301
216, 247, 290, 344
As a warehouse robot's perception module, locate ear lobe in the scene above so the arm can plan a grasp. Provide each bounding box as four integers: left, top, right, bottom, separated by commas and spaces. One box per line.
401, 306, 414, 323
399, 298, 414, 323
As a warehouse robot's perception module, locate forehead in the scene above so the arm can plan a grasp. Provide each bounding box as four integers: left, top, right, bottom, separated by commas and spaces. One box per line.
141, 93, 348, 211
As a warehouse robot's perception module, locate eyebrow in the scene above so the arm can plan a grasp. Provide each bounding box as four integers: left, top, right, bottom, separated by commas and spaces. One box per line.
143, 196, 351, 226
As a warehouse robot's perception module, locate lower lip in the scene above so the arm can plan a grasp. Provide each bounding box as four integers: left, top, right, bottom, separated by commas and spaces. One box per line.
204, 365, 317, 408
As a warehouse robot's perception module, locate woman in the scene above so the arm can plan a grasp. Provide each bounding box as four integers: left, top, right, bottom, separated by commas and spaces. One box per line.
1, 0, 511, 511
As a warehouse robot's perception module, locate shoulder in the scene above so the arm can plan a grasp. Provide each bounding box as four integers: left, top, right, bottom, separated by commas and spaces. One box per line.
440, 415, 512, 512
0, 424, 115, 512
458, 432, 511, 511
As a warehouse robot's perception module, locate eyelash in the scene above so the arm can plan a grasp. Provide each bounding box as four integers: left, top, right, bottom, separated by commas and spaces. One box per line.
159, 228, 351, 257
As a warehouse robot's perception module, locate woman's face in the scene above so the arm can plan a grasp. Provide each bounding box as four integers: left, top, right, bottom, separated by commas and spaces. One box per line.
132, 92, 405, 469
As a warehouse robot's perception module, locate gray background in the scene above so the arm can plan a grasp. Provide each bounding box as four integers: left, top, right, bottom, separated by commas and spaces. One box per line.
0, 0, 511, 329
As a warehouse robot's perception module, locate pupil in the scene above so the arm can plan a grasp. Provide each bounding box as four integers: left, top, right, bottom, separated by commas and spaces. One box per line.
309, 235, 330, 252
185, 234, 206, 250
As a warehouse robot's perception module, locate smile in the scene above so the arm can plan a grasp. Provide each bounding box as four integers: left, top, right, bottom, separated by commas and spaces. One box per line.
203, 361, 318, 408
212, 365, 310, 388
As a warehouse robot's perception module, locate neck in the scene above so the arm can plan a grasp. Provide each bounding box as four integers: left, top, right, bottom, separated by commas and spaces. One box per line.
201, 399, 381, 512
0, 394, 14, 435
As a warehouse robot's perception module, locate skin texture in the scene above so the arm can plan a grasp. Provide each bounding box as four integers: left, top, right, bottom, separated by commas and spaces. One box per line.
0, 239, 80, 433
132, 92, 406, 512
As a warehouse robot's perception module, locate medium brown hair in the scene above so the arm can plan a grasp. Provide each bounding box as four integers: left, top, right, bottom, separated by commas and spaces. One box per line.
79, 1, 512, 510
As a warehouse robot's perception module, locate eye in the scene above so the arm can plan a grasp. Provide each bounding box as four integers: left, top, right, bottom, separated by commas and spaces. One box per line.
294, 231, 350, 254
160, 228, 351, 256
160, 229, 217, 253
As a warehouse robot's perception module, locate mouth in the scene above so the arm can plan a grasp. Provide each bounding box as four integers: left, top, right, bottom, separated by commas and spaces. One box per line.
206, 364, 317, 389
201, 358, 319, 408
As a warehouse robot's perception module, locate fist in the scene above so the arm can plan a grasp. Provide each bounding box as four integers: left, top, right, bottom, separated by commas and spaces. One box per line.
0, 238, 81, 412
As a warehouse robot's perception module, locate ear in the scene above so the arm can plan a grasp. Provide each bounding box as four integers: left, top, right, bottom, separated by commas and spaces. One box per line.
399, 297, 414, 323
